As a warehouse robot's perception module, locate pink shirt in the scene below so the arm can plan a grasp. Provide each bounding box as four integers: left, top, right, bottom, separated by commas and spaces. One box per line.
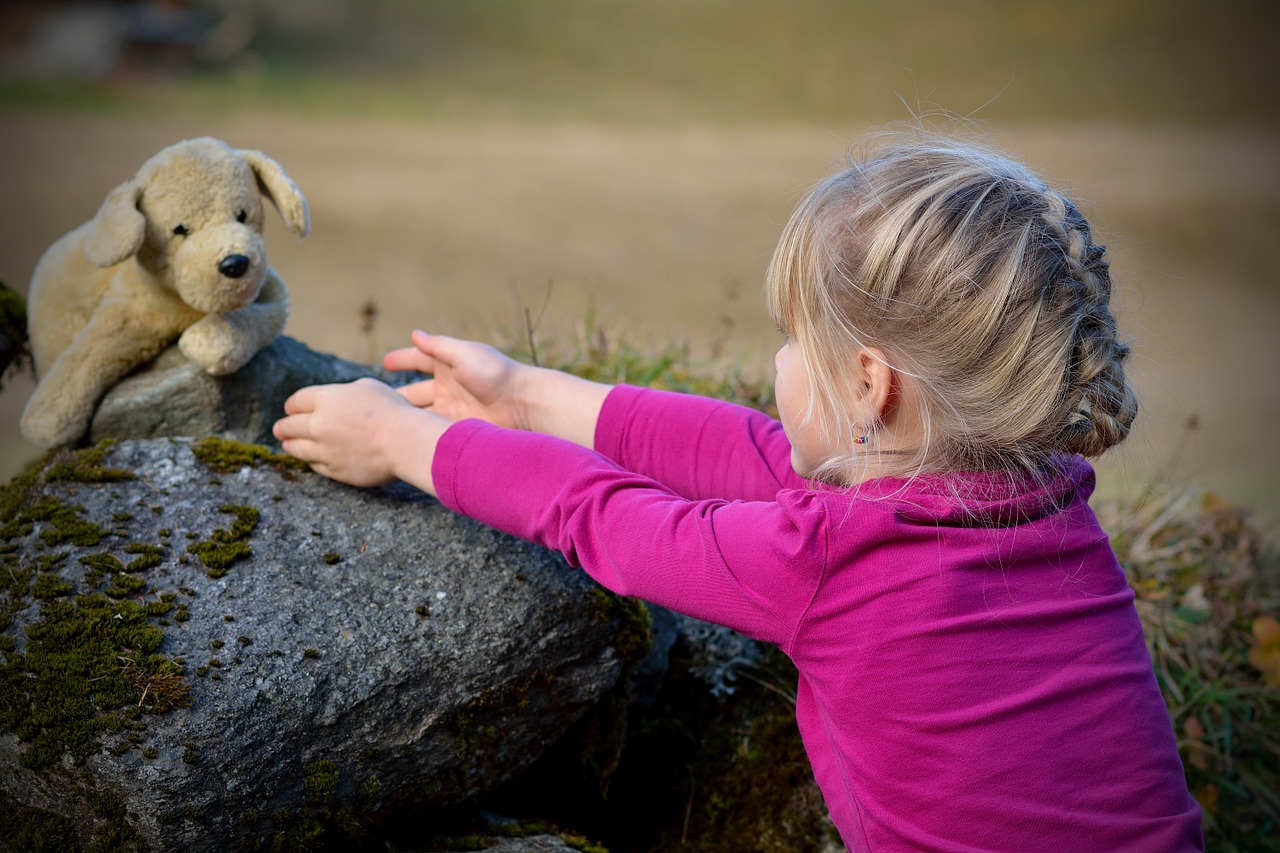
433, 385, 1203, 851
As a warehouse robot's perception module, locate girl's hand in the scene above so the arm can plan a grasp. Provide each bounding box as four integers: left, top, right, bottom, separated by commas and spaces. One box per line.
273, 377, 449, 494
384, 329, 612, 450
384, 331, 529, 430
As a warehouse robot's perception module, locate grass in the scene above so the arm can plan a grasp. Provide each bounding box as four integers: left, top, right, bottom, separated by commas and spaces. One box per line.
505, 299, 777, 418
1099, 490, 1280, 850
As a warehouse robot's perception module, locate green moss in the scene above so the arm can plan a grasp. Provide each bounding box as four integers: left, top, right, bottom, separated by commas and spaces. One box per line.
143, 600, 173, 617
304, 760, 339, 805
302, 648, 319, 659
448, 670, 556, 760
186, 504, 259, 578
0, 787, 78, 852
42, 442, 134, 485
0, 582, 190, 771
354, 774, 381, 805
31, 573, 73, 599
585, 587, 653, 670
122, 543, 163, 571
26, 497, 108, 548
321, 552, 341, 565
235, 764, 381, 852
103, 572, 147, 599
181, 743, 198, 764
562, 834, 609, 853
0, 444, 193, 816
190, 437, 308, 475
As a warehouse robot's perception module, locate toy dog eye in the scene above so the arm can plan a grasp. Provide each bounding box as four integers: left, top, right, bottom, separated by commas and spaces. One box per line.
236, 210, 247, 223
172, 224, 189, 237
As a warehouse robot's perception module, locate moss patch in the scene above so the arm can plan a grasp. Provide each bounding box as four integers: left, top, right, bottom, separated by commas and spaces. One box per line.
239, 761, 383, 853
190, 437, 308, 475
0, 442, 198, 851
42, 442, 135, 485
186, 504, 259, 578
0, 787, 79, 852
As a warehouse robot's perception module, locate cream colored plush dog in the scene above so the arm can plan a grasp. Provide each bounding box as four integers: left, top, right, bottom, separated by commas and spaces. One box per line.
20, 136, 309, 449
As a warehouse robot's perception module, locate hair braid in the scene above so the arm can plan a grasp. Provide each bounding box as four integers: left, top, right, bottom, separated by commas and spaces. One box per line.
764, 136, 1141, 485
1040, 190, 1138, 457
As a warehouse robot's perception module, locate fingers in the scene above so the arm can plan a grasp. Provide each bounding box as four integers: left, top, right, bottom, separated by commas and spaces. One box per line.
396, 379, 435, 407
383, 345, 434, 374
383, 330, 458, 374
272, 413, 306, 442
282, 384, 321, 415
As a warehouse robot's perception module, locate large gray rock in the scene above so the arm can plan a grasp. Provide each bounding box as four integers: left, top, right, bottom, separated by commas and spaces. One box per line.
0, 437, 649, 851
88, 335, 402, 448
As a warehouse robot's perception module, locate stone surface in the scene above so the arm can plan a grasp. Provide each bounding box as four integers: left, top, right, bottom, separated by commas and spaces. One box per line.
88, 335, 407, 448
0, 438, 647, 851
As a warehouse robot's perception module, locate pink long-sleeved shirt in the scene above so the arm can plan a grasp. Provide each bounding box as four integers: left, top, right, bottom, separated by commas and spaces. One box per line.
433, 385, 1203, 851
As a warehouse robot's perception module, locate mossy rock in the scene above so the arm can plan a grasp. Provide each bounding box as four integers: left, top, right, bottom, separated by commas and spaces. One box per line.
0, 438, 648, 852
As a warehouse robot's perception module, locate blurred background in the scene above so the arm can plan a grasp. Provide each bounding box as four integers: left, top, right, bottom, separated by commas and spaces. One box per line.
0, 0, 1277, 537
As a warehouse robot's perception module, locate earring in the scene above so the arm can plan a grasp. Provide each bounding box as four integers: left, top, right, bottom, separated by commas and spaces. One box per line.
851, 424, 868, 444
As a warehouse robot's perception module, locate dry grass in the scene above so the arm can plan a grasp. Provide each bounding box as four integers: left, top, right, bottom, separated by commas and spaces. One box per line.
1099, 489, 1280, 850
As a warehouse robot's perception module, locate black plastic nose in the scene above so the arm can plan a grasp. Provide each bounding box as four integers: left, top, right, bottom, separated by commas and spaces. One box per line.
218, 254, 250, 279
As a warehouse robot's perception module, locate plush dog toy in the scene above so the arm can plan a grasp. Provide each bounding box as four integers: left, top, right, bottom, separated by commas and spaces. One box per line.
19, 136, 309, 449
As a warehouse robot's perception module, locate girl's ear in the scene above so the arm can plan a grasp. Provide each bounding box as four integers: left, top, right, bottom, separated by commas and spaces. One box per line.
854, 346, 895, 423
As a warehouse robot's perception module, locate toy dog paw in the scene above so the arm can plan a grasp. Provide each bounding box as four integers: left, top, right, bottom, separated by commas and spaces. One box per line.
179, 314, 252, 376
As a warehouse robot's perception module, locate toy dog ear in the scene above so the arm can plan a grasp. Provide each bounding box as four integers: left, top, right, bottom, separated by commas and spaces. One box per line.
82, 179, 145, 267
239, 149, 310, 240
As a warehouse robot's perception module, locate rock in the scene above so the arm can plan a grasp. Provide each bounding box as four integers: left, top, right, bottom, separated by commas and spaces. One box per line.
426, 833, 590, 853
88, 335, 407, 448
0, 438, 650, 851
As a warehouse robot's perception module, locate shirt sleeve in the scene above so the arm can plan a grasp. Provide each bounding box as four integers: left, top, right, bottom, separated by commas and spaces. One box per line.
433, 418, 827, 650
595, 385, 806, 502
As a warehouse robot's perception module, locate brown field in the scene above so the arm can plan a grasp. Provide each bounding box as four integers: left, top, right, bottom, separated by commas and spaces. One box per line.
1, 112, 1277, 535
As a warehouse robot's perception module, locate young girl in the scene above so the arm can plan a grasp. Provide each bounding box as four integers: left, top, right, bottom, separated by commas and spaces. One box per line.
273, 137, 1204, 851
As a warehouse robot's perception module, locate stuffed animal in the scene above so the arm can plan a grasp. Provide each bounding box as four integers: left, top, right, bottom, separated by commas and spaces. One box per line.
19, 136, 309, 449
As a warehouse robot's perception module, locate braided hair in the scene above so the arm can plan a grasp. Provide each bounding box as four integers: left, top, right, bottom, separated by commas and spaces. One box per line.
765, 136, 1138, 483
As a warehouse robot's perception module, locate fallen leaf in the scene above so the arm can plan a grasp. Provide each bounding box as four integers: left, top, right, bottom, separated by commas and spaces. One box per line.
1246, 615, 1280, 687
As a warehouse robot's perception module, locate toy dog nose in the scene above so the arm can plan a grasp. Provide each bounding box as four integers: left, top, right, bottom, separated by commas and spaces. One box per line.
218, 254, 251, 279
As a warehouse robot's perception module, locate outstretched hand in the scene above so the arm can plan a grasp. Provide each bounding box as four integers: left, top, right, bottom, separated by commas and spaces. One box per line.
273, 376, 449, 494
384, 330, 529, 429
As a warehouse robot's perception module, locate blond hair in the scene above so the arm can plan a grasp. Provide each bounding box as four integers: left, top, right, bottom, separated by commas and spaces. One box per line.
765, 137, 1138, 484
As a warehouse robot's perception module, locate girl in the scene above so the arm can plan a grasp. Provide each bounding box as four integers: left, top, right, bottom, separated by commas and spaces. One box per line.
274, 137, 1203, 851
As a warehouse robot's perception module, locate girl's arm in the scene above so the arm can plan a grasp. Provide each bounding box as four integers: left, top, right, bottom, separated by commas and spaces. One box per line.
434, 418, 823, 648
388, 332, 801, 502
596, 385, 803, 502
